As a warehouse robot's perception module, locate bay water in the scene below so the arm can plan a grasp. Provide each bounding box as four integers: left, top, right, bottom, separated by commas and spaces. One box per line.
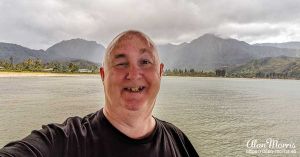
0, 76, 299, 156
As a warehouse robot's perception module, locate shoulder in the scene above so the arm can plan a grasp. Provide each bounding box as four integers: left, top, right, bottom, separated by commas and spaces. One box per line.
154, 118, 200, 156
0, 111, 102, 157
43, 110, 100, 137
155, 118, 182, 132
155, 118, 185, 139
63, 111, 99, 127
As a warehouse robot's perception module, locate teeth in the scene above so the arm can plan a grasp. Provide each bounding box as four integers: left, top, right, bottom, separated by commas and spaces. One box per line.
125, 86, 144, 92
131, 87, 139, 92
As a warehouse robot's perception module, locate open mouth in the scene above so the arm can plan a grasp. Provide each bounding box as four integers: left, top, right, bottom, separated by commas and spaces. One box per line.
124, 86, 145, 93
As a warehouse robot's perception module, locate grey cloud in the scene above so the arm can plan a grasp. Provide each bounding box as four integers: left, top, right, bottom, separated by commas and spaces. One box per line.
190, 0, 300, 24
1, 0, 300, 49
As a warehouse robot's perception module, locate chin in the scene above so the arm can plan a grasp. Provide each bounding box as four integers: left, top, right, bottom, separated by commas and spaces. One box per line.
123, 101, 148, 111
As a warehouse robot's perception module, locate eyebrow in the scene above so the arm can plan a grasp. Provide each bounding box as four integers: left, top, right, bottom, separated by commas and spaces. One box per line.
140, 48, 152, 54
114, 54, 126, 59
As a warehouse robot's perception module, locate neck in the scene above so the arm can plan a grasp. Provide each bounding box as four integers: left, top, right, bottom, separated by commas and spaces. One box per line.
103, 106, 156, 139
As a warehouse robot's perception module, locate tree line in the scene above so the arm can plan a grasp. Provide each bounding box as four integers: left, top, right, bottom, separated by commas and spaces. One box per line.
4, 59, 297, 79
164, 68, 217, 77
0, 58, 99, 73
228, 71, 300, 79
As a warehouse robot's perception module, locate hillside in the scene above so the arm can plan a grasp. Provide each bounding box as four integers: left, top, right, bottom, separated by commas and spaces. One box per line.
227, 56, 300, 78
46, 38, 105, 64
158, 34, 300, 70
0, 39, 105, 64
0, 42, 48, 63
2, 34, 300, 72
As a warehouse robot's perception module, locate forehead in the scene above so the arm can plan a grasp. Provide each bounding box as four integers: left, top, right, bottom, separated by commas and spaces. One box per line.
110, 35, 156, 57
113, 35, 152, 51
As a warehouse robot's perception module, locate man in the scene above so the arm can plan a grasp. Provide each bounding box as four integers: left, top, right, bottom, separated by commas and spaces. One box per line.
0, 30, 199, 157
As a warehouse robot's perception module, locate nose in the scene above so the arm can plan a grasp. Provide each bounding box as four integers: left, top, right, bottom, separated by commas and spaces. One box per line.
126, 64, 142, 80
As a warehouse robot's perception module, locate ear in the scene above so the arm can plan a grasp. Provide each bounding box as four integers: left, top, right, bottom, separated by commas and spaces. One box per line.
100, 67, 105, 82
159, 63, 164, 77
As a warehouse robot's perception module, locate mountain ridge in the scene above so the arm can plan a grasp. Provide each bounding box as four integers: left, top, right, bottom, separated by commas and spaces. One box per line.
254, 42, 300, 50
46, 38, 105, 64
0, 42, 48, 63
1, 34, 300, 70
158, 34, 300, 70
0, 38, 106, 64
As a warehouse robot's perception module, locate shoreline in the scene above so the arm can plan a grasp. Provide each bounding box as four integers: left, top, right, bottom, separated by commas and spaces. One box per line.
0, 71, 98, 77
163, 75, 299, 80
0, 71, 298, 80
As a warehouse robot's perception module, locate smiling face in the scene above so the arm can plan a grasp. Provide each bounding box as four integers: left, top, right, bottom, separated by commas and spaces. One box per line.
100, 31, 164, 114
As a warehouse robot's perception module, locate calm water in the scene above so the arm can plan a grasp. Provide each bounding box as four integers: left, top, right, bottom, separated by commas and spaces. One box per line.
0, 76, 299, 156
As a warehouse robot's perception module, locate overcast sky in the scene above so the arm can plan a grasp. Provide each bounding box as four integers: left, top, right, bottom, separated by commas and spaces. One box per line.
1, 0, 300, 49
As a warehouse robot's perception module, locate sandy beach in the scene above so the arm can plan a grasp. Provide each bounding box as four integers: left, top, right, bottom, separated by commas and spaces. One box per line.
0, 72, 96, 77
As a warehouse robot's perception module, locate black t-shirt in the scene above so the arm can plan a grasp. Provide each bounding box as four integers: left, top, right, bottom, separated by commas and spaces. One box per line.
0, 109, 199, 157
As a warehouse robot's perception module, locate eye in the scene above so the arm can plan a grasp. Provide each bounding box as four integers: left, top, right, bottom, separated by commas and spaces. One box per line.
141, 59, 152, 65
115, 62, 128, 67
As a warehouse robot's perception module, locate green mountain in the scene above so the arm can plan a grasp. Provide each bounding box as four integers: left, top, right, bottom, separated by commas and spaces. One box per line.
46, 38, 105, 64
158, 34, 300, 71
0, 39, 105, 64
228, 56, 300, 78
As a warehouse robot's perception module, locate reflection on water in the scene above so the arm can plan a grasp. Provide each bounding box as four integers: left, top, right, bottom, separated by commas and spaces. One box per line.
0, 76, 299, 156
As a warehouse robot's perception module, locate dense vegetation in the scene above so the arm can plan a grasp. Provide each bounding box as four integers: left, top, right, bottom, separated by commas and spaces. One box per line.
227, 56, 300, 79
164, 68, 216, 77
1, 56, 300, 79
0, 58, 99, 73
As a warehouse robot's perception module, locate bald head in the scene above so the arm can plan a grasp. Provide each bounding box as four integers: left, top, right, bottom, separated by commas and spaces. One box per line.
102, 30, 159, 69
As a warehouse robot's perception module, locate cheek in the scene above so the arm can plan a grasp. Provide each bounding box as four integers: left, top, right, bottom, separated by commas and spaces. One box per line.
105, 70, 123, 81
145, 72, 161, 87
105, 72, 124, 89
